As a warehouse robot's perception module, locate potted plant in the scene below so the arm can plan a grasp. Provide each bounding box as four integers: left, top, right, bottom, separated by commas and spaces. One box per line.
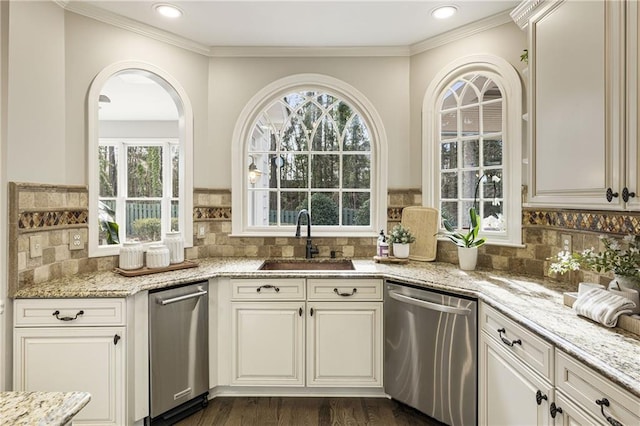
549, 234, 640, 290
388, 224, 416, 259
441, 207, 486, 270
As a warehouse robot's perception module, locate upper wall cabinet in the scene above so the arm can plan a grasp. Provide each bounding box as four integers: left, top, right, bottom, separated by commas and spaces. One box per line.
512, 0, 637, 210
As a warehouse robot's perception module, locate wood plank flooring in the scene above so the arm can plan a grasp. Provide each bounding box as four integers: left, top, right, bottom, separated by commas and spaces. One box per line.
175, 397, 445, 426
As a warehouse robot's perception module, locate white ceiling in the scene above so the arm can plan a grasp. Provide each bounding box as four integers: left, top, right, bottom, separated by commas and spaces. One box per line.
70, 0, 520, 48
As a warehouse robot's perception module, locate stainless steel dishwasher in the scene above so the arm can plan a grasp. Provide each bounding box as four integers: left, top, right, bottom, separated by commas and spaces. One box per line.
384, 281, 477, 426
148, 281, 209, 425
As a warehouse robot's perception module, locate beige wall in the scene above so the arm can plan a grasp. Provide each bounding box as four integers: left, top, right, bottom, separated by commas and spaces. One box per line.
409, 22, 528, 187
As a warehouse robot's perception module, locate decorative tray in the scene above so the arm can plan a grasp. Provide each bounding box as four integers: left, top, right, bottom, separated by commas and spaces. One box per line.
114, 260, 198, 277
373, 256, 409, 264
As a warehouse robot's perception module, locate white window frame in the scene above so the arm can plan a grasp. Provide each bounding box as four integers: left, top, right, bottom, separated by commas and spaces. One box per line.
422, 54, 523, 246
232, 74, 388, 237
87, 61, 193, 257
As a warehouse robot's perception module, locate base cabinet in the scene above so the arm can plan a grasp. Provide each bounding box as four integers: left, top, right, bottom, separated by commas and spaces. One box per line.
14, 327, 126, 425
306, 302, 382, 387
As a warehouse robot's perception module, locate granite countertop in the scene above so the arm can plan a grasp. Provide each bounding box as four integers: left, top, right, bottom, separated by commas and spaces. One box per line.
0, 391, 91, 425
13, 257, 640, 399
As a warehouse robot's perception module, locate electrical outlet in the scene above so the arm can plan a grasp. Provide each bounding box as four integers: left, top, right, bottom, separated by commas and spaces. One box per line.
30, 235, 43, 258
197, 225, 206, 239
561, 234, 572, 253
69, 230, 84, 250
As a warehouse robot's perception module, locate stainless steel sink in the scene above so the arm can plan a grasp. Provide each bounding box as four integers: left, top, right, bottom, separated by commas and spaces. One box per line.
258, 259, 355, 271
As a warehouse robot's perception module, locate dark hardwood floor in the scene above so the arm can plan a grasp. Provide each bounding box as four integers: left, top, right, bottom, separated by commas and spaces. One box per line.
175, 397, 445, 426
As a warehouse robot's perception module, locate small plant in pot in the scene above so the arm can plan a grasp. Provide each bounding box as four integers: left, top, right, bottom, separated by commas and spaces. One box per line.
388, 224, 416, 259
441, 207, 486, 270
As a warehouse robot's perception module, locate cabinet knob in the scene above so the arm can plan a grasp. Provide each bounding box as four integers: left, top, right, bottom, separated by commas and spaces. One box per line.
535, 390, 548, 406
606, 188, 619, 202
550, 402, 563, 418
622, 187, 636, 202
113, 334, 121, 345
595, 398, 623, 426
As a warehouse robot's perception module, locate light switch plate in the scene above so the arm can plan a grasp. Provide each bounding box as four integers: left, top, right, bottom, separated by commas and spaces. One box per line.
197, 224, 206, 239
30, 235, 42, 258
69, 230, 84, 250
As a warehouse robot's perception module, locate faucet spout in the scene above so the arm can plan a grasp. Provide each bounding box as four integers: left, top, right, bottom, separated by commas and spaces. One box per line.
295, 209, 319, 259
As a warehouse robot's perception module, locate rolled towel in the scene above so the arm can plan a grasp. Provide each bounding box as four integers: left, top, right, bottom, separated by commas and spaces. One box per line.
572, 288, 636, 328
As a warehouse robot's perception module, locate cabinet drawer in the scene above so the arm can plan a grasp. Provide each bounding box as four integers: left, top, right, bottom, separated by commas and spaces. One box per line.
307, 279, 383, 301
555, 350, 640, 425
14, 298, 126, 327
230, 279, 305, 300
479, 303, 554, 381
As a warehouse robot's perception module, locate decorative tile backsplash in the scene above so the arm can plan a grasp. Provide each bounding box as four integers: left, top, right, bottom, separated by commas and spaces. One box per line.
9, 181, 636, 294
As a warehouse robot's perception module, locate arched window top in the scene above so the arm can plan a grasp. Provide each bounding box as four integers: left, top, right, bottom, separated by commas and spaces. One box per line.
87, 61, 194, 257
232, 74, 388, 237
423, 55, 523, 247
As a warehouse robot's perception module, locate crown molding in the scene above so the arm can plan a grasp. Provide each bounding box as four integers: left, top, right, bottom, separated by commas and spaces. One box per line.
409, 10, 515, 55
208, 45, 410, 58
58, 0, 211, 56
510, 0, 555, 29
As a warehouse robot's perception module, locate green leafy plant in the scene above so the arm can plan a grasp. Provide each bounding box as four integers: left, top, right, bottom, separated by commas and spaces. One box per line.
98, 201, 119, 245
549, 234, 640, 279
441, 207, 486, 248
520, 49, 528, 64
387, 224, 416, 245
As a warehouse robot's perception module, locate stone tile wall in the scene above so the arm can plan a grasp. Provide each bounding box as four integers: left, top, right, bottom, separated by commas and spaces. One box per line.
8, 182, 633, 295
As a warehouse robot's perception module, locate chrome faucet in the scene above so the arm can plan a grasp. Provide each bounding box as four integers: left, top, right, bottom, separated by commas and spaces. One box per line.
295, 209, 319, 259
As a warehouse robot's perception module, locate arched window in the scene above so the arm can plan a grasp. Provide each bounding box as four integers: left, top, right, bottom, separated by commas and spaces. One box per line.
232, 74, 387, 236
87, 61, 194, 257
423, 55, 522, 246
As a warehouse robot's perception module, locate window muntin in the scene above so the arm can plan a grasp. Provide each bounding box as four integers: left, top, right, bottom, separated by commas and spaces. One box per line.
438, 73, 505, 233
247, 91, 372, 228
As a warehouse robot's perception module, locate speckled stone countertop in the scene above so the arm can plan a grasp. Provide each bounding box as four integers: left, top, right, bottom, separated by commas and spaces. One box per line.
13, 258, 640, 399
0, 391, 91, 425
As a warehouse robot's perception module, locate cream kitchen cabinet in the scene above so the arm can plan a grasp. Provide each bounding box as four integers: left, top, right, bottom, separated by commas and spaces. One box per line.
479, 303, 554, 425
513, 0, 630, 209
222, 278, 383, 390
13, 298, 127, 426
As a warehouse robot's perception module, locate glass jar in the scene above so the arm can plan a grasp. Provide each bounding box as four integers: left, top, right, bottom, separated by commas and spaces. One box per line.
146, 244, 171, 269
119, 242, 143, 270
163, 231, 184, 264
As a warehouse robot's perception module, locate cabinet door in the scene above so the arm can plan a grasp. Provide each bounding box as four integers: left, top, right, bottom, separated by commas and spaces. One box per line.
231, 302, 304, 386
552, 391, 602, 426
626, 0, 640, 210
306, 302, 382, 387
528, 0, 625, 209
479, 332, 553, 426
14, 327, 125, 426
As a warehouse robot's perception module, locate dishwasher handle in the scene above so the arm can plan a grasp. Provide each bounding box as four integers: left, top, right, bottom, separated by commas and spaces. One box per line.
158, 288, 208, 306
388, 290, 471, 316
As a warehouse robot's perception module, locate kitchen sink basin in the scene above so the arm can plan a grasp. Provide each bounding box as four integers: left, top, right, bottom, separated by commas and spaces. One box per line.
258, 259, 355, 271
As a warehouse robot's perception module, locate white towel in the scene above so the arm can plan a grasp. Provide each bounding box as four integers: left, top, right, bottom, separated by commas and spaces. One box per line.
573, 288, 636, 328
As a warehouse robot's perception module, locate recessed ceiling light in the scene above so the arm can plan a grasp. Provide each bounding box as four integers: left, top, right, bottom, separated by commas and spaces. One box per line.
432, 5, 458, 20
154, 3, 183, 19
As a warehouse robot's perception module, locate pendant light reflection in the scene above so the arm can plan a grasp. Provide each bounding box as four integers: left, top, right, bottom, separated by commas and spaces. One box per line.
248, 156, 263, 185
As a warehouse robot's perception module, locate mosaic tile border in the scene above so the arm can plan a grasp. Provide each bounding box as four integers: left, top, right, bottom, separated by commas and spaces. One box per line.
18, 210, 88, 230
523, 209, 640, 235
194, 207, 232, 221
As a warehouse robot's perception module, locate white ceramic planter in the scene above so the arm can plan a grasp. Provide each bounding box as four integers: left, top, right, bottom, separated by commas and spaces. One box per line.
457, 246, 478, 271
393, 243, 410, 259
146, 244, 171, 269
119, 242, 143, 270
164, 231, 184, 264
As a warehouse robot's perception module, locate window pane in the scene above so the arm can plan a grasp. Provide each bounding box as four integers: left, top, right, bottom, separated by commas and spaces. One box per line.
280, 192, 307, 224
483, 139, 503, 166
98, 200, 117, 246
461, 139, 479, 167
312, 115, 339, 151
99, 145, 118, 197
127, 200, 161, 243
343, 154, 370, 188
482, 201, 505, 232
481, 170, 503, 198
281, 116, 309, 151
332, 102, 354, 136
460, 201, 475, 228
248, 190, 272, 226
462, 170, 478, 199
470, 75, 488, 94
343, 116, 371, 151
441, 111, 457, 140
342, 192, 370, 226
171, 144, 179, 198
171, 200, 179, 232
441, 172, 458, 199
461, 84, 479, 106
483, 101, 502, 133
441, 201, 458, 228
310, 192, 339, 225
127, 146, 163, 197
279, 154, 307, 189
483, 80, 501, 101
461, 106, 479, 136
442, 88, 457, 110
441, 142, 457, 170
311, 154, 339, 188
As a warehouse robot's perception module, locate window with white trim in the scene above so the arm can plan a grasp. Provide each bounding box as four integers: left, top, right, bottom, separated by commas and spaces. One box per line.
423, 56, 522, 246
232, 74, 388, 237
